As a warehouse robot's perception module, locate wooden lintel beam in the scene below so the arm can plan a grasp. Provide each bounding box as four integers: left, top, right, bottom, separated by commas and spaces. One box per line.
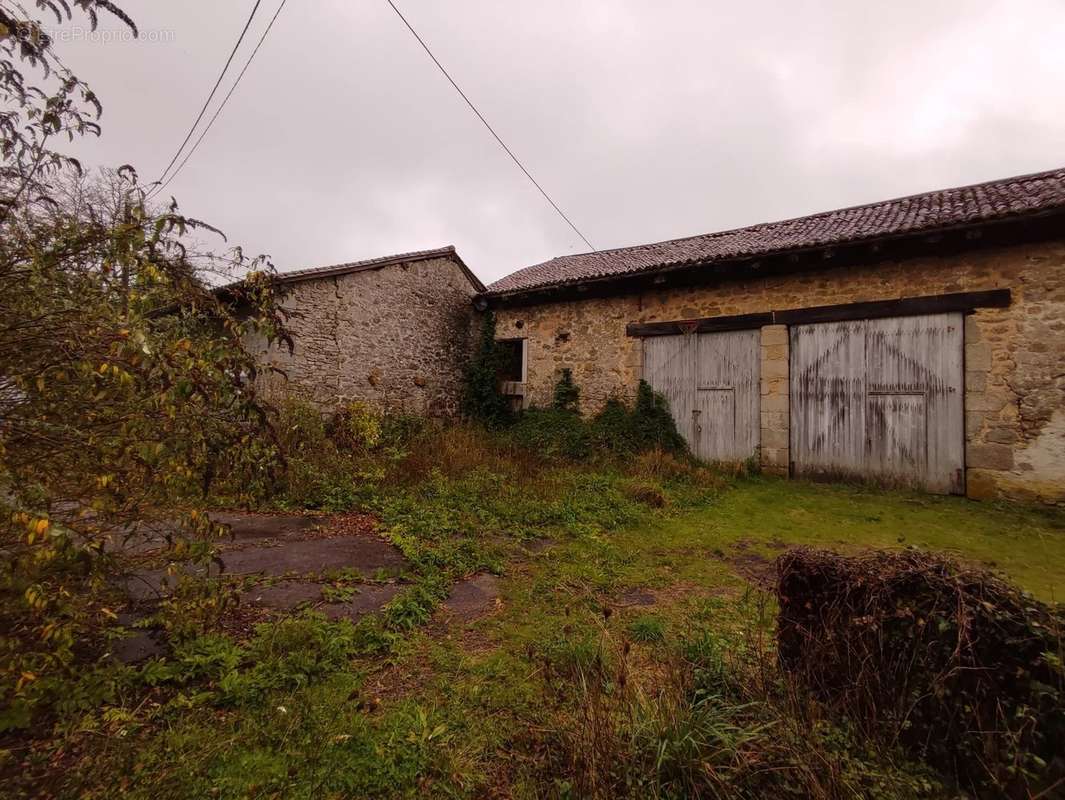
625, 289, 1012, 337
626, 312, 773, 338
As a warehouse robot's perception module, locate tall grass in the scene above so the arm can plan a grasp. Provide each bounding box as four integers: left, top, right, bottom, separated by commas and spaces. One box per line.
528, 604, 945, 799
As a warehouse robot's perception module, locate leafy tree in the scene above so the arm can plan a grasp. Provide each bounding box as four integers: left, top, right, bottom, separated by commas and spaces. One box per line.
0, 1, 290, 729
462, 310, 510, 426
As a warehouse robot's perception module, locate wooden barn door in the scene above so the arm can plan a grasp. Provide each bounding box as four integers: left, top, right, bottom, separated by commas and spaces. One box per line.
790, 313, 964, 494
643, 330, 760, 462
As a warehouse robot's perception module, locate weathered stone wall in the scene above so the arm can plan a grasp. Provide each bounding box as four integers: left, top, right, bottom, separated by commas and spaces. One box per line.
493, 241, 1065, 502
249, 256, 477, 416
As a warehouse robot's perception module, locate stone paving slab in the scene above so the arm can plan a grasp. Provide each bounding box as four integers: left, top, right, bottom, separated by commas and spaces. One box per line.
245, 580, 402, 620
210, 512, 322, 541
441, 573, 501, 621
123, 515, 408, 601
321, 584, 403, 621
110, 630, 167, 664
124, 568, 199, 601
218, 536, 406, 577
105, 511, 324, 555
245, 581, 324, 609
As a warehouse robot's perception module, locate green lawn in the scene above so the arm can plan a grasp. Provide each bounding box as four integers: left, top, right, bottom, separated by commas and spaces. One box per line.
641, 477, 1065, 601
25, 474, 1065, 799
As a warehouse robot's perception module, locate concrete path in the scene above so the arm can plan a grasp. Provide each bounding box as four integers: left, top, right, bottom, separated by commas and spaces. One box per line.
115, 513, 507, 662
115, 512, 410, 661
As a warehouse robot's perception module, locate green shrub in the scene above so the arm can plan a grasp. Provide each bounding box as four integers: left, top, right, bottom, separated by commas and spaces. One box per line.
628, 615, 666, 643
503, 381, 687, 463
590, 383, 686, 456
383, 579, 450, 631
507, 408, 590, 460
552, 368, 580, 412
330, 400, 382, 452
378, 412, 429, 452
630, 380, 688, 454
137, 615, 361, 707
266, 397, 378, 511
588, 398, 638, 452
462, 311, 510, 426
274, 396, 329, 455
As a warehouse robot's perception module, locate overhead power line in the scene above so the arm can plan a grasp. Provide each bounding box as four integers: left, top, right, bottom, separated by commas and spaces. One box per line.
384, 0, 596, 251
151, 0, 264, 189
150, 0, 289, 199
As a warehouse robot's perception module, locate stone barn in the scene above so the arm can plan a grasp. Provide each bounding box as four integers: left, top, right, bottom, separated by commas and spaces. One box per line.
482, 167, 1065, 503
247, 246, 484, 416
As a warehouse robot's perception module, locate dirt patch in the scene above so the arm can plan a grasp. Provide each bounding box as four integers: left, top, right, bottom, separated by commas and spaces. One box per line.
363, 658, 437, 706
728, 552, 776, 590
522, 537, 554, 555
617, 587, 657, 607
440, 573, 502, 621
703, 540, 785, 590
612, 581, 730, 612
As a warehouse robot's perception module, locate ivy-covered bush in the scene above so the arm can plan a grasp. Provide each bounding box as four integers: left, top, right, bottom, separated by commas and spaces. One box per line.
553, 368, 580, 412
504, 375, 688, 461
588, 381, 687, 455
461, 311, 510, 427
507, 408, 591, 460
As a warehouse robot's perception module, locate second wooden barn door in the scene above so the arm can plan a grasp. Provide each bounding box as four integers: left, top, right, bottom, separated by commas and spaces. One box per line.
643, 330, 760, 462
789, 313, 964, 494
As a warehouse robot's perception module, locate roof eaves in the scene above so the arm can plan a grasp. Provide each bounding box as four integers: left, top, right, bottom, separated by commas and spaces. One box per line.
483, 201, 1065, 299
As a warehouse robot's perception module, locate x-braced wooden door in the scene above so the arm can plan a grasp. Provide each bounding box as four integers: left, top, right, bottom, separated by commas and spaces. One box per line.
643, 329, 760, 462
789, 313, 964, 493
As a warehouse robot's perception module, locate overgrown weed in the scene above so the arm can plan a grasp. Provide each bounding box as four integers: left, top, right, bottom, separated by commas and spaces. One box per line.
527, 600, 945, 799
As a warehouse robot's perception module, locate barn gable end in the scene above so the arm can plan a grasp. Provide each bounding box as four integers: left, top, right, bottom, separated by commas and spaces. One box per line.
247, 246, 482, 416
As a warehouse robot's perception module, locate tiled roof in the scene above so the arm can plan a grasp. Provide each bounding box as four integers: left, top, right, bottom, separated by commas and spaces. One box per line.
275, 245, 485, 292
487, 167, 1065, 296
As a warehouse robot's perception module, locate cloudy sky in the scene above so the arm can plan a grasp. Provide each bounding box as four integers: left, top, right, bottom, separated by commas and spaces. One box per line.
56, 0, 1065, 284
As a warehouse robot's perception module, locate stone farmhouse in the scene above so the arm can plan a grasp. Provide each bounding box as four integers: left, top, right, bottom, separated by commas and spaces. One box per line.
255, 166, 1065, 503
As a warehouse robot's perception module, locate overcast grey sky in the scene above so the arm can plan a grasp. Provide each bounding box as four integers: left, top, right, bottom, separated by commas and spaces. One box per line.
58, 0, 1065, 284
